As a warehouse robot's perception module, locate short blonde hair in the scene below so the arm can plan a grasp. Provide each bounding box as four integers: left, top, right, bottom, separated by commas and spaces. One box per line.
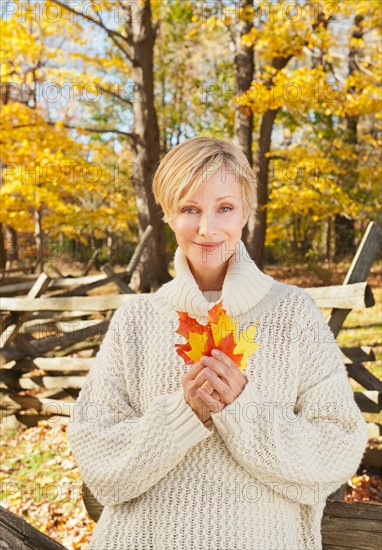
152, 137, 257, 226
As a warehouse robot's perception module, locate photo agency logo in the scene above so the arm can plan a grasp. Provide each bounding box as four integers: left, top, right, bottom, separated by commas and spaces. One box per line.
0, 478, 341, 508
202, 397, 340, 425
0, 80, 141, 105
0, 314, 109, 349
2, 159, 139, 187
199, 479, 342, 504
201, 78, 345, 106
268, 158, 339, 185
200, 2, 343, 106
2, 1, 146, 105
1, 1, 145, 24
199, 237, 339, 266
1, 1, 341, 25
200, 1, 340, 24
0, 480, 83, 504
200, 159, 253, 184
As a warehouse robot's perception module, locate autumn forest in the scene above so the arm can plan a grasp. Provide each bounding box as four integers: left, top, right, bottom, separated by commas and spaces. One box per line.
1, 0, 381, 289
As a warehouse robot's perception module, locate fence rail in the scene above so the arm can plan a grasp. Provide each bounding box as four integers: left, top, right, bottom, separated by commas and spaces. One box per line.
1, 222, 381, 550
0, 223, 381, 432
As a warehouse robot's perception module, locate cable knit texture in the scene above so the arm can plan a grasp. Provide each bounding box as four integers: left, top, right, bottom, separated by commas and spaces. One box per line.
67, 240, 368, 550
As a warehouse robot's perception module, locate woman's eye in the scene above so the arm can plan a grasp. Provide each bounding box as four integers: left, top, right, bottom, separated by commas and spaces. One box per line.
181, 207, 197, 214
181, 206, 233, 214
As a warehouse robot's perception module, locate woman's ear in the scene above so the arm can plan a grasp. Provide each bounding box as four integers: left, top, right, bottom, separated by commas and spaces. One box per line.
242, 207, 250, 228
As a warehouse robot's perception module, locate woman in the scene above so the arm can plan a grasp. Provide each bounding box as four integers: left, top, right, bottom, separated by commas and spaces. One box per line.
68, 137, 368, 550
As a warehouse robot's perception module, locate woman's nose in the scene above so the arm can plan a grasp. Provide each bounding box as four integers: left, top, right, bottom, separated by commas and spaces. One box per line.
198, 212, 216, 236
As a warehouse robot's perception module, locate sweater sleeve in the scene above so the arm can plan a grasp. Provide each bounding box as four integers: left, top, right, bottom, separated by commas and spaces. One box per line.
67, 304, 212, 507
210, 291, 368, 506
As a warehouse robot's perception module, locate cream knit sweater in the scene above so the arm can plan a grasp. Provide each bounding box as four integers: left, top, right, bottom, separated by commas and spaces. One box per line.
67, 240, 368, 550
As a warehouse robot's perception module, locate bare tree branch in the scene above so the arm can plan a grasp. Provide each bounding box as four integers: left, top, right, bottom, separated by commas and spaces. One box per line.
353, 54, 377, 77
50, 0, 133, 61
216, 0, 236, 52
95, 83, 134, 106
267, 154, 288, 161
2, 122, 137, 141
49, 122, 137, 140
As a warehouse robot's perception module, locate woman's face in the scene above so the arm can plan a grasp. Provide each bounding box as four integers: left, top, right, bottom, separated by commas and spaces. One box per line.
169, 165, 249, 291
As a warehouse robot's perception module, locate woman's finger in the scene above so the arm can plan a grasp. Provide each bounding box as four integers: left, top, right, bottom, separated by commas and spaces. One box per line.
202, 368, 230, 401
211, 390, 221, 401
200, 381, 221, 401
197, 387, 224, 412
200, 356, 232, 385
201, 380, 214, 395
194, 366, 222, 389
181, 360, 206, 383
211, 349, 238, 369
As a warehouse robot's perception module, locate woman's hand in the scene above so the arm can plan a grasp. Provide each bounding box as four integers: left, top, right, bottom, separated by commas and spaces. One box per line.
196, 350, 248, 414
181, 360, 222, 423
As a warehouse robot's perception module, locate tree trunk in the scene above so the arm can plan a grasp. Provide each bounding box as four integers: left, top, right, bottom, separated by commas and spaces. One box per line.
246, 108, 278, 268
325, 216, 332, 261
233, 0, 256, 259
126, 0, 171, 291
233, 0, 254, 166
334, 15, 363, 259
51, 0, 171, 291
0, 161, 8, 268
0, 224, 6, 269
245, 54, 291, 269
34, 204, 43, 274
106, 225, 113, 263
334, 215, 356, 259
3, 224, 19, 262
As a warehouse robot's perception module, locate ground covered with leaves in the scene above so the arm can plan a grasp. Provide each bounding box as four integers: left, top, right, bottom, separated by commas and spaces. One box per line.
0, 421, 94, 548
1, 261, 381, 548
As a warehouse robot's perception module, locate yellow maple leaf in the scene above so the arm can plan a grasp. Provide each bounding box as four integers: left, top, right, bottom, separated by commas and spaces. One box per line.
175, 300, 260, 371
233, 323, 260, 369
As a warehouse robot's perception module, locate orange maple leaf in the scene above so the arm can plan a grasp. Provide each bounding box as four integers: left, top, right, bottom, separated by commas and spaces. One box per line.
174, 300, 259, 371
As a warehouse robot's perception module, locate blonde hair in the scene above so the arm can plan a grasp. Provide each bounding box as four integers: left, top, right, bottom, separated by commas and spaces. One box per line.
152, 137, 256, 226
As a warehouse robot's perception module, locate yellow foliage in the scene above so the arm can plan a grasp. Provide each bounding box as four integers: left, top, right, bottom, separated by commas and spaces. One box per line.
175, 301, 260, 371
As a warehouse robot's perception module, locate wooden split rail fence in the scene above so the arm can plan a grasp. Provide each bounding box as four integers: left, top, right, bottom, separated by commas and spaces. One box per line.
1, 222, 380, 434
0, 225, 153, 425
0, 221, 381, 550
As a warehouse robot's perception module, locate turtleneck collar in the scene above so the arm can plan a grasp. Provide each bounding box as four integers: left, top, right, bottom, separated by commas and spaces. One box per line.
152, 240, 274, 323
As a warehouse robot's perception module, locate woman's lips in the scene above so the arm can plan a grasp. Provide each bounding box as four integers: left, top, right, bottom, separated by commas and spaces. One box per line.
195, 242, 223, 250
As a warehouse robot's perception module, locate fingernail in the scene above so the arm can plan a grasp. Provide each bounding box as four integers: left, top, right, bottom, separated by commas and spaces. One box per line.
212, 349, 220, 356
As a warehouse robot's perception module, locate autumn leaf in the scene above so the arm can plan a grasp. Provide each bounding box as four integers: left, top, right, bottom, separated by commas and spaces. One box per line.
345, 473, 382, 503
174, 300, 260, 371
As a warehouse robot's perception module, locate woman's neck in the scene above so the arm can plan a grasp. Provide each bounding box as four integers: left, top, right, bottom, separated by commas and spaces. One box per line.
188, 261, 226, 291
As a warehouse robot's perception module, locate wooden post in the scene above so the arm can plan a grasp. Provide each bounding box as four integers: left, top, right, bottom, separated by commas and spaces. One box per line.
328, 221, 382, 337
0, 505, 68, 549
